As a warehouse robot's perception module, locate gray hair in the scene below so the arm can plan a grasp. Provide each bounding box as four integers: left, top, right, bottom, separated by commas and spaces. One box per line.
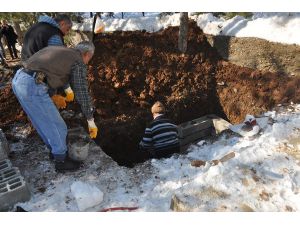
75, 41, 95, 55
54, 14, 72, 26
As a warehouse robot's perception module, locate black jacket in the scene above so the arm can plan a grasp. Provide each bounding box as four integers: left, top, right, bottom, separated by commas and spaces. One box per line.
21, 22, 64, 61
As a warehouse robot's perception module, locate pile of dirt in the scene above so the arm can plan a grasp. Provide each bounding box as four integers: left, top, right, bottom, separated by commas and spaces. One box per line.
0, 65, 26, 128
1, 21, 300, 166
88, 21, 300, 166
206, 35, 300, 76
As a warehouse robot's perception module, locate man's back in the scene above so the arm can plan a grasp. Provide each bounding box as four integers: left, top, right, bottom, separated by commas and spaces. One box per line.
24, 46, 82, 89
140, 114, 180, 159
149, 115, 179, 151
21, 22, 63, 61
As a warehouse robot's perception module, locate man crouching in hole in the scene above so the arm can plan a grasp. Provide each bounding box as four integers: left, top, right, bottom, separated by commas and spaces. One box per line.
12, 41, 98, 173
139, 101, 180, 159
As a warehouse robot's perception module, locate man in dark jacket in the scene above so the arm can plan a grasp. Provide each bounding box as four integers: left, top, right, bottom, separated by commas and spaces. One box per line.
1, 20, 18, 59
0, 23, 6, 65
139, 101, 180, 159
0, 22, 6, 59
21, 14, 74, 105
12, 41, 98, 173
21, 14, 72, 61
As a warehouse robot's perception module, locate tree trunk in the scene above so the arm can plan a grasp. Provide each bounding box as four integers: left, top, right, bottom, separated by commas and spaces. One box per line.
12, 20, 23, 45
178, 12, 188, 53
92, 14, 97, 42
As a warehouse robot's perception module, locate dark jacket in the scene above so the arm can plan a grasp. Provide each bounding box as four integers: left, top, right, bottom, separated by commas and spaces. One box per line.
23, 46, 82, 89
21, 22, 64, 61
1, 25, 18, 44
140, 114, 180, 158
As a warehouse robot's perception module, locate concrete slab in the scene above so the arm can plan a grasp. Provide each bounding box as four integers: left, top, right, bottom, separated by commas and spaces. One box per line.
0, 175, 31, 211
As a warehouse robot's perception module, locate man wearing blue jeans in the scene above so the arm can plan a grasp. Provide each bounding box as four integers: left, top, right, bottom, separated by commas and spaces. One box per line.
12, 41, 98, 172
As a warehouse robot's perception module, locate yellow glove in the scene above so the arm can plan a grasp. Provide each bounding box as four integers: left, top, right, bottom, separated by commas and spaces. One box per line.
64, 87, 74, 102
51, 95, 67, 109
87, 119, 98, 139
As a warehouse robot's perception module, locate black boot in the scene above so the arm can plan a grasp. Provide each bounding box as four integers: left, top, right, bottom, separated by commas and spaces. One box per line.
55, 157, 81, 173
49, 151, 69, 161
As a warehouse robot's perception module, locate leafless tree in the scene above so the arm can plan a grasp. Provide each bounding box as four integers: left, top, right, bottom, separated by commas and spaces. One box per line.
178, 12, 188, 53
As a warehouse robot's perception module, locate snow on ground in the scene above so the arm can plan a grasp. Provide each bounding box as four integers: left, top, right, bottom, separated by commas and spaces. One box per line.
195, 12, 300, 45
73, 12, 300, 45
11, 103, 300, 211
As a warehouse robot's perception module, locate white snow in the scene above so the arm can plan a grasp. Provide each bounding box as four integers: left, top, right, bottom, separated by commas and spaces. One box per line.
73, 12, 300, 45
14, 103, 300, 212
70, 181, 104, 211
195, 13, 300, 45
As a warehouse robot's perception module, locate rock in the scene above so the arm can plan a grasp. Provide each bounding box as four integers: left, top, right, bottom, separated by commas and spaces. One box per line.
191, 152, 235, 168
170, 186, 230, 212
71, 181, 104, 211
170, 195, 191, 212
219, 152, 235, 163
191, 160, 206, 167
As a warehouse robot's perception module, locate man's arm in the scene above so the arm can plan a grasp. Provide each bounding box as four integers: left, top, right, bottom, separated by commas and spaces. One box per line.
47, 35, 64, 46
140, 127, 153, 150
70, 62, 94, 120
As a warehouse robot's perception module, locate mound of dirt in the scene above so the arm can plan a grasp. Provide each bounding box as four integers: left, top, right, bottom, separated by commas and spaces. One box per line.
1, 21, 299, 166
0, 65, 26, 128
88, 21, 300, 166
206, 35, 300, 76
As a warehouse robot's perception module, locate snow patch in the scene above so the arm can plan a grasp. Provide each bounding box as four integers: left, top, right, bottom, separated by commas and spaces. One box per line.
73, 12, 300, 45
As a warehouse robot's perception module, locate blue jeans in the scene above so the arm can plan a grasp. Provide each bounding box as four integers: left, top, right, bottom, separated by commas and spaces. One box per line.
12, 69, 67, 161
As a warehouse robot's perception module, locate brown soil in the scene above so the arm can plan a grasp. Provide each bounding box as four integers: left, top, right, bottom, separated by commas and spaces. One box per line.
206, 35, 300, 76
1, 21, 300, 166
0, 64, 25, 128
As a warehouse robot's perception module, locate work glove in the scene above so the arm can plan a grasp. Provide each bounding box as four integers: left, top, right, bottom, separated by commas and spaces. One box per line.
51, 95, 67, 109
64, 87, 74, 102
87, 118, 98, 139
